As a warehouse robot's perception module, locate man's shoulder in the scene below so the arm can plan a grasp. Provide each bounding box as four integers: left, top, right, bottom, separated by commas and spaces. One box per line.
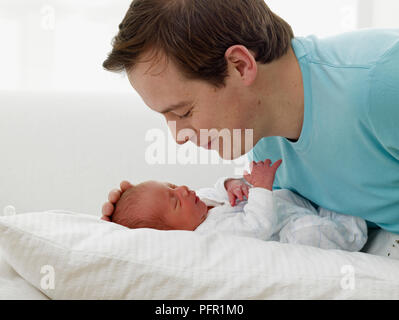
295, 29, 399, 67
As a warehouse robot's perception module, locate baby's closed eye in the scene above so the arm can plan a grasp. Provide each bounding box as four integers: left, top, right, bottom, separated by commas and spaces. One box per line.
174, 197, 178, 209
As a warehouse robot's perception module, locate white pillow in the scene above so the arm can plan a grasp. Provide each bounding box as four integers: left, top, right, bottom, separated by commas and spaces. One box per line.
0, 253, 48, 300
0, 210, 399, 299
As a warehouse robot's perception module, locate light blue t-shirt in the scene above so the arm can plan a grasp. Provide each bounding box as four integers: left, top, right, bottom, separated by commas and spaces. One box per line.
249, 29, 399, 234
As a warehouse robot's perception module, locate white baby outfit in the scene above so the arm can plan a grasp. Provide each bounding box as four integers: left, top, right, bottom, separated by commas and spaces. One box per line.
194, 177, 368, 252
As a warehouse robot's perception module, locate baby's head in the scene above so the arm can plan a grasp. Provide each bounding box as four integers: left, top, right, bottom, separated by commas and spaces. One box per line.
111, 181, 208, 231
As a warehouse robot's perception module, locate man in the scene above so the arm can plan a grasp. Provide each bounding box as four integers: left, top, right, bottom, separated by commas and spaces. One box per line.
101, 0, 399, 236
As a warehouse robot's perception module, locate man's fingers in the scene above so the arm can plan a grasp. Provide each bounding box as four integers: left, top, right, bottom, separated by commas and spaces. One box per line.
264, 159, 272, 166
102, 181, 133, 221
102, 202, 114, 217
120, 180, 133, 192
108, 189, 121, 203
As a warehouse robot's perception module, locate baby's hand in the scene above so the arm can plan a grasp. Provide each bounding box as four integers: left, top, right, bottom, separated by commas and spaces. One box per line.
243, 159, 282, 191
224, 178, 250, 207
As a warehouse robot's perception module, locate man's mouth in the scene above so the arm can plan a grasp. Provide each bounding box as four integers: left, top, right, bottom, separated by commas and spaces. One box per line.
195, 196, 199, 204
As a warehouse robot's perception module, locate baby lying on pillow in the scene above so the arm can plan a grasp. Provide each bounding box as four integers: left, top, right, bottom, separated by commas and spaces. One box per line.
103, 159, 367, 252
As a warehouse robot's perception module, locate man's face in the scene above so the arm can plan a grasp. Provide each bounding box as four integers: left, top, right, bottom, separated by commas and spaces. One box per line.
127, 51, 259, 160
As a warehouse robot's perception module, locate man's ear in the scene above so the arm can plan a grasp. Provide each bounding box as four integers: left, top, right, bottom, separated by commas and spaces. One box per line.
225, 45, 258, 86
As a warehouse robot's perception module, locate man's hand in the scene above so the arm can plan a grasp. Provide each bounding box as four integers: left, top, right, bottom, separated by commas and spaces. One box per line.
224, 178, 250, 207
101, 180, 133, 221
243, 159, 283, 191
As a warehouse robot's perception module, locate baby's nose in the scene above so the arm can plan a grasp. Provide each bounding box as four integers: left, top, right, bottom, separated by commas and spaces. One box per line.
178, 186, 190, 196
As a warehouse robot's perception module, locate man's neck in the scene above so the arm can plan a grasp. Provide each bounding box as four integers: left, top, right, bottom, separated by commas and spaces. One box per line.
255, 46, 304, 141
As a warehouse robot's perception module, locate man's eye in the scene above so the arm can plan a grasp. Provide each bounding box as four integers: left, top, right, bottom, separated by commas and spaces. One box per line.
177, 109, 192, 119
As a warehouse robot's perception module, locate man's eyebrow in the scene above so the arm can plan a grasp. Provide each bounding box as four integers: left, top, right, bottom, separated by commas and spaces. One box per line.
160, 100, 193, 114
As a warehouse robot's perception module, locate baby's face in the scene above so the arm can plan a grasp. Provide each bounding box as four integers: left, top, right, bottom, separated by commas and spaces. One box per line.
143, 181, 208, 231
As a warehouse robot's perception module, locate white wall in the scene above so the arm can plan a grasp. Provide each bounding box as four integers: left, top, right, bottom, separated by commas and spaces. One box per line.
1, 0, 398, 92
0, 91, 248, 214
267, 0, 360, 37
0, 0, 133, 92
370, 0, 399, 28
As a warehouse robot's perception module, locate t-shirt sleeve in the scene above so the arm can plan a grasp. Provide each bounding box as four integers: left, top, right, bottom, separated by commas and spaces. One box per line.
368, 40, 399, 160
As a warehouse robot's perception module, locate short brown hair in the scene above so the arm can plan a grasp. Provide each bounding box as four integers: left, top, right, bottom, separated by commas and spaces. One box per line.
103, 0, 294, 88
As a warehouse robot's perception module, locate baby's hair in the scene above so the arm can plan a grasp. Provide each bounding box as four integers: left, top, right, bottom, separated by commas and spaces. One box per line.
111, 183, 170, 230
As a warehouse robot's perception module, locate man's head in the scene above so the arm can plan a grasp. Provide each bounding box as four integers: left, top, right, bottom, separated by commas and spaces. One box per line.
103, 0, 294, 159
112, 180, 208, 231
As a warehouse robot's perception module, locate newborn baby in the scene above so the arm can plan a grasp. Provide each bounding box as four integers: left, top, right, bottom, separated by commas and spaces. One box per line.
103, 159, 368, 252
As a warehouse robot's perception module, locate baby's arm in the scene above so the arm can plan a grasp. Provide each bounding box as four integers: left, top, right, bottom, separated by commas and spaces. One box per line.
195, 185, 276, 240
228, 160, 283, 239
194, 176, 233, 205
196, 160, 283, 240
231, 186, 276, 240
195, 159, 282, 206
194, 173, 251, 205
